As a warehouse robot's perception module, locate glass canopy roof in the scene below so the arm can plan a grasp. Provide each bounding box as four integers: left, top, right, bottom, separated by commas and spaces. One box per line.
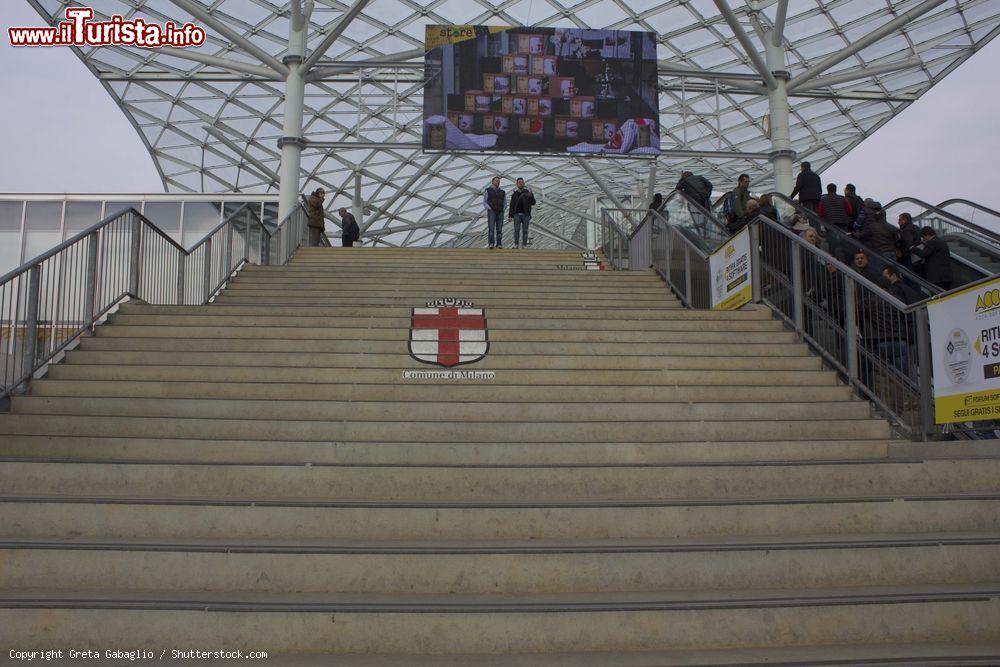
25, 0, 1000, 248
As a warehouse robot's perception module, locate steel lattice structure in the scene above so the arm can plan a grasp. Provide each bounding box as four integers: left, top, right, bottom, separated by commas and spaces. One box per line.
25, 0, 1000, 248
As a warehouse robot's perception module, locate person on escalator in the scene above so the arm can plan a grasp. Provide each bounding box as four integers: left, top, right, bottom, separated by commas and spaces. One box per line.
757, 193, 780, 225
911, 227, 954, 290
896, 213, 921, 267
853, 250, 884, 287
675, 171, 713, 209
844, 184, 865, 231
856, 200, 899, 260
726, 174, 752, 233
817, 183, 854, 233
789, 162, 822, 212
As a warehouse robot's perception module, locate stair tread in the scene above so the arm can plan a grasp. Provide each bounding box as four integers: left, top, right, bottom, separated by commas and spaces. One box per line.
3, 582, 998, 611
2, 530, 998, 553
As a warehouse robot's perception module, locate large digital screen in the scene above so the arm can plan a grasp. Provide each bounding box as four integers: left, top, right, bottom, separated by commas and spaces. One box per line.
423, 25, 660, 157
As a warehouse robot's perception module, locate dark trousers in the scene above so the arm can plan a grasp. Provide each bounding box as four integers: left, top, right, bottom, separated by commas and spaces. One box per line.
800, 199, 819, 213
343, 237, 355, 247
308, 227, 323, 246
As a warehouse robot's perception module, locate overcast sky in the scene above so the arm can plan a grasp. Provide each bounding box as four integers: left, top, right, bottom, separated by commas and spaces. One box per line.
1, 3, 998, 212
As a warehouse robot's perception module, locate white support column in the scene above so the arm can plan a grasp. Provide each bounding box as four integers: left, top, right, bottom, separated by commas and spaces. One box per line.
352, 171, 363, 229
277, 22, 308, 221
765, 32, 794, 195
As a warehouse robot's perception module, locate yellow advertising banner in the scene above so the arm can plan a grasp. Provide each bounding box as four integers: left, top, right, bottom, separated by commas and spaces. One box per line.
425, 25, 508, 50
928, 276, 1000, 424
709, 227, 753, 310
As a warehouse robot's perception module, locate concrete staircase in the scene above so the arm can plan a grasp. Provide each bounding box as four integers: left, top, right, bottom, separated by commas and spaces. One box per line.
1, 246, 999, 663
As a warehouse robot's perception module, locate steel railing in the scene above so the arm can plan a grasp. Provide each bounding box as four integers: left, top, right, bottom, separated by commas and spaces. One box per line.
614, 194, 1000, 440
0, 201, 310, 398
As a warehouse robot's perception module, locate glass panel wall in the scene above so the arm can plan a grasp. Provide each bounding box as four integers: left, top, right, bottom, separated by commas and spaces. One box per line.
0, 202, 23, 276
181, 202, 223, 247
142, 202, 183, 244
23, 202, 63, 264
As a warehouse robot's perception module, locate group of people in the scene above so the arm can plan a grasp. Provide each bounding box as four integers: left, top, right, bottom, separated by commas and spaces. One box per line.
483, 177, 537, 249
710, 161, 955, 292
304, 188, 361, 248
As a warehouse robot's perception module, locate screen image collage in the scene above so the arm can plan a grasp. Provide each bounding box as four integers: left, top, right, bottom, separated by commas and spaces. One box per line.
423, 25, 661, 157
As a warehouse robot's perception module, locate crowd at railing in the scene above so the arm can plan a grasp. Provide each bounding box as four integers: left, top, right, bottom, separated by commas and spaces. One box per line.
0, 202, 311, 399
601, 179, 998, 441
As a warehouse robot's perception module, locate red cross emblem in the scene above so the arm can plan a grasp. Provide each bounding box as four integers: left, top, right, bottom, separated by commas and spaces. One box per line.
409, 299, 488, 367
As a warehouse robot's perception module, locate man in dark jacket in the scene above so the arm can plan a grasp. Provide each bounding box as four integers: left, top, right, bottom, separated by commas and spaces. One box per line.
337, 207, 360, 247
483, 176, 506, 249
727, 174, 752, 233
857, 201, 899, 259
305, 188, 326, 246
817, 183, 853, 232
912, 226, 953, 290
676, 171, 713, 208
844, 184, 865, 231
789, 162, 822, 212
508, 177, 536, 249
896, 212, 921, 267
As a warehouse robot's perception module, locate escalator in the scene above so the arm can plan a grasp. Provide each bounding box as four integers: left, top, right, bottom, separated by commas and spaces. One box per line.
881, 197, 1000, 282
711, 191, 942, 302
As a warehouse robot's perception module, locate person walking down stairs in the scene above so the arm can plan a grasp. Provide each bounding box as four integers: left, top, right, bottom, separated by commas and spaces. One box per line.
337, 208, 360, 248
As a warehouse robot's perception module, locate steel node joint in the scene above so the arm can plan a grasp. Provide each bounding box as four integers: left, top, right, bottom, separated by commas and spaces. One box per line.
769, 149, 796, 160
277, 136, 308, 149
771, 70, 791, 82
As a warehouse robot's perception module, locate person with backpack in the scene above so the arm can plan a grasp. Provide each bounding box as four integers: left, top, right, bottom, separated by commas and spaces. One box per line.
723, 174, 751, 233
789, 162, 822, 212
844, 184, 865, 231
856, 199, 899, 260
337, 207, 361, 247
676, 171, 713, 209
483, 176, 506, 249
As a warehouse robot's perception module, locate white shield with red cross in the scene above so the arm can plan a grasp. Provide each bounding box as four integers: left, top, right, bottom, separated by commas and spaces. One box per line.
409, 300, 488, 367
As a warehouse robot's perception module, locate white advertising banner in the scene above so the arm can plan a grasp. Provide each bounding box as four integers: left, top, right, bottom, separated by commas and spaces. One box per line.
709, 227, 752, 310
928, 276, 1000, 424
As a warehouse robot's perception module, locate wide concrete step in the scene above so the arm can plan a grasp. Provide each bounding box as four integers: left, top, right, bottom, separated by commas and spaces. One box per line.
2, 587, 999, 654
242, 266, 661, 280
1, 459, 991, 501
61, 350, 822, 370
232, 275, 665, 288
0, 437, 895, 465
27, 380, 852, 403
226, 279, 674, 295
77, 337, 809, 357
2, 534, 997, 595
85, 328, 798, 346
3, 495, 1000, 541
119, 302, 761, 319
211, 294, 676, 307
10, 397, 868, 422
0, 414, 889, 441
119, 303, 712, 322
44, 365, 841, 386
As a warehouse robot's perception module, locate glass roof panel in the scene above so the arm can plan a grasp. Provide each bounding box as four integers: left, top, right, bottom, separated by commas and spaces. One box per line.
20, 0, 1000, 247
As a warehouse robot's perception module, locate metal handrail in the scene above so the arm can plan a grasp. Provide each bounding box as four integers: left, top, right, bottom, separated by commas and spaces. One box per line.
885, 196, 1000, 245
0, 199, 311, 399
765, 192, 943, 297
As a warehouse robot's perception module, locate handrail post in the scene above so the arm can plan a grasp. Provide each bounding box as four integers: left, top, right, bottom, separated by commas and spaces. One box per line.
224, 221, 234, 277
128, 214, 142, 299
244, 213, 252, 263
915, 307, 934, 441
20, 265, 41, 390
176, 253, 185, 305
262, 232, 271, 266
203, 238, 213, 304
791, 243, 804, 331
684, 245, 692, 305
749, 222, 762, 303
843, 273, 858, 383
83, 232, 99, 331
